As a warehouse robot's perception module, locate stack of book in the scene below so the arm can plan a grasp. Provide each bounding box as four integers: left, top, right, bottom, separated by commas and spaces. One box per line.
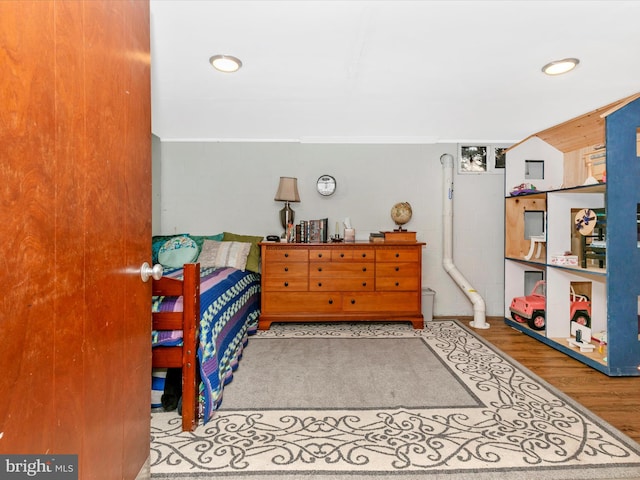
369, 232, 385, 243
296, 218, 328, 243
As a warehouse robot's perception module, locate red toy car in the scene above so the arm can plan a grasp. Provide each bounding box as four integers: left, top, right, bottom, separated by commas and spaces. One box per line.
509, 281, 591, 331
569, 289, 591, 327
510, 280, 546, 330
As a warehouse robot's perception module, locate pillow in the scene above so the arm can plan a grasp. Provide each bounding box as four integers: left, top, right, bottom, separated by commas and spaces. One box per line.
222, 232, 264, 273
158, 236, 199, 268
188, 233, 224, 255
198, 240, 251, 271
152, 234, 188, 264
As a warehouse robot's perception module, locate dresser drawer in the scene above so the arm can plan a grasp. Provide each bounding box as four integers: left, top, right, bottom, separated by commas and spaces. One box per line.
263, 248, 309, 262
309, 262, 374, 276
341, 292, 420, 312
376, 276, 420, 291
309, 277, 374, 291
376, 263, 419, 277
265, 262, 308, 276
263, 292, 342, 313
330, 249, 374, 261
376, 248, 420, 263
374, 292, 421, 312
309, 249, 332, 261
262, 276, 308, 291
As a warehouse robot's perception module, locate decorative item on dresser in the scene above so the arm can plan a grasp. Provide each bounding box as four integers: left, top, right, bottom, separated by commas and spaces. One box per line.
383, 230, 417, 242
274, 176, 300, 237
390, 201, 413, 231
259, 241, 426, 330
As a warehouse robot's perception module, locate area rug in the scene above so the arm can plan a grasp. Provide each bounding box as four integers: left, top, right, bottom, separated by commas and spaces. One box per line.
150, 320, 640, 479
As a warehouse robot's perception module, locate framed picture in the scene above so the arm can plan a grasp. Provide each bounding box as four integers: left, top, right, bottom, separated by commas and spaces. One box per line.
458, 144, 511, 174
459, 145, 488, 173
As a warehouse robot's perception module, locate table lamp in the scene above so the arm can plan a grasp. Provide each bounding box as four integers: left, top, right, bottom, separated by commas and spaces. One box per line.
274, 176, 300, 236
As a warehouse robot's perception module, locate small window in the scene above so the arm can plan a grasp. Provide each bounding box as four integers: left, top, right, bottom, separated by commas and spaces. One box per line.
524, 211, 545, 240
525, 160, 545, 179
524, 270, 544, 294
459, 145, 488, 173
494, 147, 507, 169
458, 144, 511, 174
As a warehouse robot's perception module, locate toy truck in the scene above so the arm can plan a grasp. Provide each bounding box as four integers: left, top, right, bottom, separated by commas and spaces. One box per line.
569, 290, 591, 328
509, 281, 592, 331
510, 280, 546, 330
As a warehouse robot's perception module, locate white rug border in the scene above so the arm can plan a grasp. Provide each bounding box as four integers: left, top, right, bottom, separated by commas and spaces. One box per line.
151, 320, 640, 479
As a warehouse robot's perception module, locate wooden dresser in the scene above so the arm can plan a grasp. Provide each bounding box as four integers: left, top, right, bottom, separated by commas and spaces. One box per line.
259, 241, 426, 329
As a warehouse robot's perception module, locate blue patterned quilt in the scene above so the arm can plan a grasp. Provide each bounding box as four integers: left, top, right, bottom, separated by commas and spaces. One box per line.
152, 266, 260, 423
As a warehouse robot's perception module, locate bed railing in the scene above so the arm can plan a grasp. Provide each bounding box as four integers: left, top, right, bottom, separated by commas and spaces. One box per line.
152, 262, 200, 431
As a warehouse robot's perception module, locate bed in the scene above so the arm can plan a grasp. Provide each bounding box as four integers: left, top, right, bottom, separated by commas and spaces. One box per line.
151, 262, 261, 431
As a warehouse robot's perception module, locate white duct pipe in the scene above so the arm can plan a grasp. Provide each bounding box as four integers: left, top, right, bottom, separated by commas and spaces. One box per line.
440, 153, 489, 329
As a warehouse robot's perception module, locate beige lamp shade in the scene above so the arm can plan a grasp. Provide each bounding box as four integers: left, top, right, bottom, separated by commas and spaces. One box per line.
274, 177, 300, 202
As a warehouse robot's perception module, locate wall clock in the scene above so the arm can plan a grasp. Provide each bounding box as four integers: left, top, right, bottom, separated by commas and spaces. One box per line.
316, 175, 336, 196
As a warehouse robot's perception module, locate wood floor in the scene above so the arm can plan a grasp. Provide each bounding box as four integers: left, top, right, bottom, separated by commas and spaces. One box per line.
463, 316, 640, 444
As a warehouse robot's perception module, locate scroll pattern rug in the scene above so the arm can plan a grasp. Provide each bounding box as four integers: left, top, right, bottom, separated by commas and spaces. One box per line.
150, 321, 640, 479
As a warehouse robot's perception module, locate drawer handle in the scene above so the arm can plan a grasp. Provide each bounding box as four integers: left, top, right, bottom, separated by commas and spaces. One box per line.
362, 282, 367, 287
395, 282, 400, 287
362, 267, 367, 272
395, 253, 400, 258
318, 253, 323, 258
395, 266, 399, 272
284, 267, 289, 272
318, 282, 322, 287
362, 253, 366, 258
328, 299, 333, 304
351, 299, 356, 304
340, 253, 345, 258
284, 253, 289, 258
284, 282, 289, 287
318, 267, 322, 272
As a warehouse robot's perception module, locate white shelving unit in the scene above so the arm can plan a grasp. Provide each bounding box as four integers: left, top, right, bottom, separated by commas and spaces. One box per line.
503, 93, 640, 376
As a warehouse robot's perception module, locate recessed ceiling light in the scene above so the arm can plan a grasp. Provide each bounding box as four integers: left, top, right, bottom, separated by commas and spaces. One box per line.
209, 54, 242, 73
541, 58, 580, 76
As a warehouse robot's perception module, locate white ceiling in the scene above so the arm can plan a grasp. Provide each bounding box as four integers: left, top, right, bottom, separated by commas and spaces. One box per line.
150, 0, 640, 144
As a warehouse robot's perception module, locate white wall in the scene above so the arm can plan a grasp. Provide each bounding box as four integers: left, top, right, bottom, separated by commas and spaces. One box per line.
155, 141, 505, 317
152, 134, 162, 234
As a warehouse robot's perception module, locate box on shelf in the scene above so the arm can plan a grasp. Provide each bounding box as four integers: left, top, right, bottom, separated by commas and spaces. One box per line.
550, 254, 579, 266
383, 230, 416, 242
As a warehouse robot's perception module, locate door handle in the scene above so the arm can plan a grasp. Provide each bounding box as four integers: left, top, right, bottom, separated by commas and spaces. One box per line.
140, 262, 163, 282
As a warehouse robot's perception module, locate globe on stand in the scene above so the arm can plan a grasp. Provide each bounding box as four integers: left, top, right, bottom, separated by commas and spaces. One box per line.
391, 202, 412, 231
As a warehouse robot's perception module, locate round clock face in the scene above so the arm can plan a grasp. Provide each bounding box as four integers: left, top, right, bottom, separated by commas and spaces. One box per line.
316, 175, 336, 196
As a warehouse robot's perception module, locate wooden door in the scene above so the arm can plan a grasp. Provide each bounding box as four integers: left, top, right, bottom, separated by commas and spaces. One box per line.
0, 2, 151, 479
